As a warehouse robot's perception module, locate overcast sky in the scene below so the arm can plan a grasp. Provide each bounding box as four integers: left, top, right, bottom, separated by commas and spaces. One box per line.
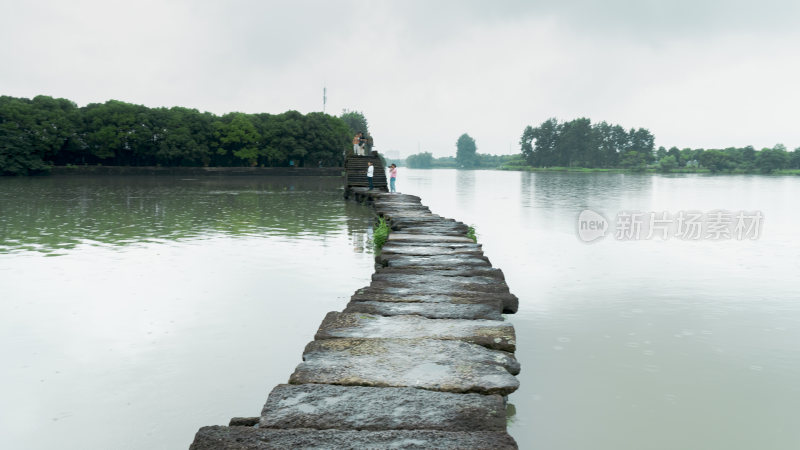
2, 0, 799, 157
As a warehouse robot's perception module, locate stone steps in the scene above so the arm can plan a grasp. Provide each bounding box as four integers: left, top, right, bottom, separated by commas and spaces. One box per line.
345, 154, 388, 191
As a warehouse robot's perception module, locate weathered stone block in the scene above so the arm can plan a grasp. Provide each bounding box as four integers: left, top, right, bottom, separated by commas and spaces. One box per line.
260, 384, 507, 431
289, 338, 520, 396
381, 254, 491, 267
387, 233, 476, 243
375, 266, 505, 279
343, 300, 504, 320
190, 426, 518, 449
315, 312, 516, 351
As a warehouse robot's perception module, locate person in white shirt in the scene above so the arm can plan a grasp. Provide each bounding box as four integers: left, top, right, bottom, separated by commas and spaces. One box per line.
367, 161, 374, 190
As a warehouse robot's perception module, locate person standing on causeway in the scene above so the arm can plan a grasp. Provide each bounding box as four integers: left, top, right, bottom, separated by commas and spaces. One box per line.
366, 161, 374, 190
389, 164, 397, 193
353, 132, 362, 156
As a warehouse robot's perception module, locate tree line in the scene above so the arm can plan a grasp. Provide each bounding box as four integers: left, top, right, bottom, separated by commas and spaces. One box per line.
520, 118, 656, 169
651, 144, 800, 173
404, 133, 517, 169
519, 117, 800, 173
0, 95, 359, 175
405, 151, 518, 169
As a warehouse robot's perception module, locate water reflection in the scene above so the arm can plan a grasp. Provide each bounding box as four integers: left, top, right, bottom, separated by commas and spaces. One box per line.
520, 172, 654, 210
397, 168, 800, 450
0, 176, 374, 255
0, 174, 377, 449
455, 170, 475, 210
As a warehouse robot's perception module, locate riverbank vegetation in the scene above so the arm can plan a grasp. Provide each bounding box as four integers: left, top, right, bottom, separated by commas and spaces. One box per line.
0, 95, 356, 175
405, 151, 519, 169
402, 118, 800, 174
514, 118, 800, 174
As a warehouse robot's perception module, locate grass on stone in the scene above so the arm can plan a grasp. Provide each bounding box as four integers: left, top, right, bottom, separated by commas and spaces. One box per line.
466, 225, 477, 243
373, 216, 390, 253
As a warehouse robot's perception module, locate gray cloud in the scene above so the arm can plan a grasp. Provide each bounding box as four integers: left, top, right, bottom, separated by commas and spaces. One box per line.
2, 0, 799, 156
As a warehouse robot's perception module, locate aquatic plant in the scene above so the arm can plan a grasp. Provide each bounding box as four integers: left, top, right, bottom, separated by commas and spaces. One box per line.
467, 225, 477, 243
373, 216, 390, 252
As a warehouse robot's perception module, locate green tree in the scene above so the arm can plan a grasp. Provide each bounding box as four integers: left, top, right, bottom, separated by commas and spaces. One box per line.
340, 109, 369, 145
557, 118, 595, 167
456, 133, 477, 168
629, 128, 655, 163
519, 118, 650, 169
519, 125, 536, 165
756, 145, 789, 173
594, 122, 626, 168
657, 155, 678, 172
155, 107, 214, 166
212, 113, 261, 166
619, 150, 648, 171
790, 147, 800, 169
0, 95, 79, 174
301, 112, 352, 167
699, 150, 732, 173
679, 148, 697, 167
406, 152, 433, 168
667, 147, 682, 166
520, 118, 559, 166
741, 145, 756, 169
82, 100, 154, 165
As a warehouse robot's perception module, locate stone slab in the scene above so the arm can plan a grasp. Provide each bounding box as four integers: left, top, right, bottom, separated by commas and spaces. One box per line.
371, 193, 421, 201
190, 427, 518, 450
354, 284, 519, 314
379, 246, 485, 257
375, 266, 505, 279
344, 300, 504, 320
260, 384, 507, 431
289, 338, 520, 395
389, 217, 461, 225
364, 281, 511, 295
315, 312, 516, 351
380, 254, 492, 267
394, 226, 471, 235
379, 212, 435, 219
350, 290, 508, 308
387, 233, 476, 243
382, 241, 482, 249
370, 274, 508, 290
373, 204, 426, 210
378, 208, 437, 213
229, 417, 260, 427
383, 213, 443, 221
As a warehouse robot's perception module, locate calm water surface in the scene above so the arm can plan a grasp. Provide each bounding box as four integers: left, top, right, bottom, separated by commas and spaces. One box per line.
398, 169, 800, 450
2, 171, 799, 450
0, 176, 376, 449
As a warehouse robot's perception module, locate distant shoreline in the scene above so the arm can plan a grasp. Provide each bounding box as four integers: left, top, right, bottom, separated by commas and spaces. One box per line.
43, 166, 344, 177
495, 166, 800, 175
394, 165, 800, 175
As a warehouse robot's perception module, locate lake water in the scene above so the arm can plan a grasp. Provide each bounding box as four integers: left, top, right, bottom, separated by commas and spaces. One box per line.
0, 175, 376, 449
1, 170, 799, 450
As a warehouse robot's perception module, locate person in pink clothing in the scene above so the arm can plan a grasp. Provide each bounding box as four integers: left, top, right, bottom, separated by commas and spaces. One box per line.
389, 164, 397, 193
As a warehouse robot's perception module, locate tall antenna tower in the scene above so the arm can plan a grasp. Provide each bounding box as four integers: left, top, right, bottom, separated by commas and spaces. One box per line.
323, 86, 327, 113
